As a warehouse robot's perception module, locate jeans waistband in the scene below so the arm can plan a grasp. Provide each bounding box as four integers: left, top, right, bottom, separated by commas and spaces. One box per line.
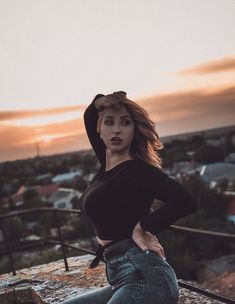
103, 238, 136, 260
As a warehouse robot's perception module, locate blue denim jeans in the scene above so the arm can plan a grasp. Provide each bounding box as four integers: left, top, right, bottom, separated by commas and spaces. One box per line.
61, 242, 179, 304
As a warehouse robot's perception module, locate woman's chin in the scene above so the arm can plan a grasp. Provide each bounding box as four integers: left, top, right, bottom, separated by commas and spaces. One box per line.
107, 145, 129, 154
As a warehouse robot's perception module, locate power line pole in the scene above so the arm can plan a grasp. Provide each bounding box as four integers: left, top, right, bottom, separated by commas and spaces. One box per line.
36, 142, 41, 157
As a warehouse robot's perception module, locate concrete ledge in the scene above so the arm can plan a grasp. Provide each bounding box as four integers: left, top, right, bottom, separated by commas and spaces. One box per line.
0, 255, 229, 304
0, 286, 45, 304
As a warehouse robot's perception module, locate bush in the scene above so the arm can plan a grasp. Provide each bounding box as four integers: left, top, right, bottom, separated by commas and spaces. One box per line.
70, 214, 94, 238
3, 216, 24, 243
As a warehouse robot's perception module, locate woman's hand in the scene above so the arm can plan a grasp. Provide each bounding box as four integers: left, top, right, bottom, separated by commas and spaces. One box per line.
132, 222, 166, 259
94, 91, 126, 111
94, 96, 108, 111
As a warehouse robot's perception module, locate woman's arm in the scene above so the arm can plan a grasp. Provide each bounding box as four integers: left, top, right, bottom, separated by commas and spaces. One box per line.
83, 95, 106, 166
132, 164, 197, 257
138, 166, 198, 235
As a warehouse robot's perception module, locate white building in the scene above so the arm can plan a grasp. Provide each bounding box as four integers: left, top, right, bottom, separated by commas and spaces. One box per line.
52, 171, 82, 184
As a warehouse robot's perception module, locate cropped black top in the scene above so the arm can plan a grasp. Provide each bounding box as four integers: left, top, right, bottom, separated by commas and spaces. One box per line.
79, 101, 197, 241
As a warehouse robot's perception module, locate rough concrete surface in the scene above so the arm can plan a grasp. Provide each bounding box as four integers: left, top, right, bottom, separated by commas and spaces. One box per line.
0, 255, 233, 304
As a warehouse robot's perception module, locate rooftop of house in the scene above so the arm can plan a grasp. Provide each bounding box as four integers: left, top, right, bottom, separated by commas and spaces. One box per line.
35, 184, 59, 198
0, 255, 233, 304
12, 184, 59, 202
52, 171, 82, 183
35, 173, 53, 181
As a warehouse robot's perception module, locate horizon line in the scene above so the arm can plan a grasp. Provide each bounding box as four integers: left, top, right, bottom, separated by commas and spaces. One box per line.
1, 123, 234, 165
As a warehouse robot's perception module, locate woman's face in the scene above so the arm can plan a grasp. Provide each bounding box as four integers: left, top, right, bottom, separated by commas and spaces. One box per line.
100, 106, 134, 155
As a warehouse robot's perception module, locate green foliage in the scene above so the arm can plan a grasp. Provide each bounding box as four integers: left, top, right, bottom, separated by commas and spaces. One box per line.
80, 152, 99, 175
37, 212, 54, 237
159, 226, 235, 280
21, 189, 46, 222
0, 199, 9, 213
37, 211, 69, 235
23, 189, 45, 209
228, 179, 235, 191
3, 216, 24, 242
160, 144, 189, 168
180, 174, 229, 219
194, 145, 224, 164
70, 214, 95, 238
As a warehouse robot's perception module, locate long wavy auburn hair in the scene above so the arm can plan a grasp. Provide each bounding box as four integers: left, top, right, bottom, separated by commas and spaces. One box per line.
95, 91, 164, 169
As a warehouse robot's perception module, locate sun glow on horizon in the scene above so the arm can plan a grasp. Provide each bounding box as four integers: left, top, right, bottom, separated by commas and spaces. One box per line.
19, 130, 81, 146
39, 134, 67, 144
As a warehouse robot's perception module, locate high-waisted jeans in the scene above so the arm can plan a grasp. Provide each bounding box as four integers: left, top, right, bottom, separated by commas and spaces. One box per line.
61, 238, 179, 304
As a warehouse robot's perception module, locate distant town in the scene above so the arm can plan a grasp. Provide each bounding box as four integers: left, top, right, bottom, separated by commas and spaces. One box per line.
0, 124, 235, 285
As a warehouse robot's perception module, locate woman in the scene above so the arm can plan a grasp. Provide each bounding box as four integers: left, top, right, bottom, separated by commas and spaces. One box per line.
62, 91, 197, 304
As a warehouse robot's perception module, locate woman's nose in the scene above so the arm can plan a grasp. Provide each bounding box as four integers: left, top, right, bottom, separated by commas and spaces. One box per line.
113, 123, 121, 133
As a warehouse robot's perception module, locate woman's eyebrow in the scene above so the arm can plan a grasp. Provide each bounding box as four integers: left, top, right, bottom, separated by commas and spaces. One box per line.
103, 115, 131, 119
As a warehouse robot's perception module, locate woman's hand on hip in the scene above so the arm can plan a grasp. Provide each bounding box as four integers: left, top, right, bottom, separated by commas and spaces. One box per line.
132, 222, 166, 259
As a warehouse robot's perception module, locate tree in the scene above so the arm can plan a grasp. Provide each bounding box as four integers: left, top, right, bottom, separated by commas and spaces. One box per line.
216, 178, 229, 193
195, 145, 224, 164
228, 179, 235, 191
23, 189, 44, 209
3, 216, 24, 243
22, 189, 45, 221
70, 214, 94, 238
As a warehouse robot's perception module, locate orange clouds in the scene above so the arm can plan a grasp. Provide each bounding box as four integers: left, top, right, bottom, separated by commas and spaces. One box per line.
0, 105, 84, 121
140, 86, 235, 119
138, 85, 235, 137
177, 56, 235, 75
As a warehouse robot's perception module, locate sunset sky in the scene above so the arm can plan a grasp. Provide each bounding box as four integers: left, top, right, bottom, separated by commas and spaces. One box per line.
0, 0, 235, 162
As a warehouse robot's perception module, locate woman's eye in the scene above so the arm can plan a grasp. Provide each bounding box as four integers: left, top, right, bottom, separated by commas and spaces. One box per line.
104, 120, 113, 125
121, 119, 131, 126
103, 119, 132, 126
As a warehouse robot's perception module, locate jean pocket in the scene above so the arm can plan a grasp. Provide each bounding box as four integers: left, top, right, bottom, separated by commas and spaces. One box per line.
106, 260, 137, 286
150, 265, 179, 302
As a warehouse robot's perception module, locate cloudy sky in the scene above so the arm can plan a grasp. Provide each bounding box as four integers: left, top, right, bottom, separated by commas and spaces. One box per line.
0, 0, 235, 162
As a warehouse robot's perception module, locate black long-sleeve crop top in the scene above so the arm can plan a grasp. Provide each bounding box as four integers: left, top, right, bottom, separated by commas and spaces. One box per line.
79, 101, 197, 240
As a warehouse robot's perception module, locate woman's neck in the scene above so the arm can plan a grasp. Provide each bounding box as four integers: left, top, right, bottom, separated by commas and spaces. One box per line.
105, 151, 133, 171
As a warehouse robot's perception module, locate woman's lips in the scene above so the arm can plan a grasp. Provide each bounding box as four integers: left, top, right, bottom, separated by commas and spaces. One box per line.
111, 137, 122, 144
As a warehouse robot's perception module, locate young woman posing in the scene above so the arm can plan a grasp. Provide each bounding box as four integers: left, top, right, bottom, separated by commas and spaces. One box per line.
61, 91, 197, 304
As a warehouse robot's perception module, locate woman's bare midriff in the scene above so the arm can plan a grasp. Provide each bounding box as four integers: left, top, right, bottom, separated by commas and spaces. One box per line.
96, 235, 113, 246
